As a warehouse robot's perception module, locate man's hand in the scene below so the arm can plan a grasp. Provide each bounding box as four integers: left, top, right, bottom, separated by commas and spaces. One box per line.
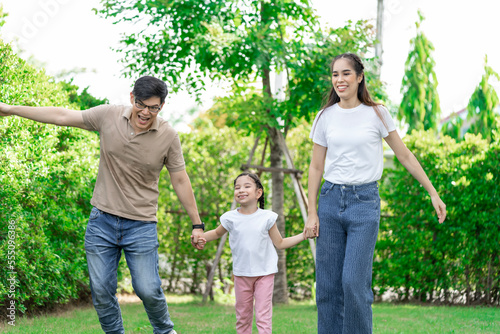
191, 235, 207, 250
191, 228, 205, 250
0, 102, 12, 117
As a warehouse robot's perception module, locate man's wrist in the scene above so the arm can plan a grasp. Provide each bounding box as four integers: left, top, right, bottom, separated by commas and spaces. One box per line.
192, 222, 205, 231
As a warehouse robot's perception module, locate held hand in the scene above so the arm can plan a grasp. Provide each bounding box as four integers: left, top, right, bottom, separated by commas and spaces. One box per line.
191, 229, 204, 250
190, 235, 207, 249
197, 237, 207, 249
431, 194, 447, 224
0, 102, 12, 117
303, 213, 319, 239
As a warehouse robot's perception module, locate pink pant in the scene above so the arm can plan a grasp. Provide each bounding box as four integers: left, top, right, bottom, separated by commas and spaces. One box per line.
234, 274, 275, 334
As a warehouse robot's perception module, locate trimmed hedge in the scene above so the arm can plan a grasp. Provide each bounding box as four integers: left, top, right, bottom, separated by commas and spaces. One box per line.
0, 39, 99, 315
376, 129, 500, 305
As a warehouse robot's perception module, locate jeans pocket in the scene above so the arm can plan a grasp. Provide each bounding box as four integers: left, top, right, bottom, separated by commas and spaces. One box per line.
89, 207, 101, 220
354, 187, 378, 203
319, 182, 334, 197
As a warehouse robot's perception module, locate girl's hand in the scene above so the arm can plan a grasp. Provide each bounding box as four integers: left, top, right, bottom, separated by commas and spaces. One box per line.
304, 213, 319, 239
197, 237, 207, 249
191, 235, 207, 249
431, 194, 447, 224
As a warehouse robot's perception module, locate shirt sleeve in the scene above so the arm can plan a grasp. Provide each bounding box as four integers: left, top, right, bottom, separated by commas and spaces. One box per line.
164, 133, 186, 172
220, 213, 232, 232
310, 109, 328, 147
378, 105, 397, 138
81, 104, 111, 132
266, 211, 279, 231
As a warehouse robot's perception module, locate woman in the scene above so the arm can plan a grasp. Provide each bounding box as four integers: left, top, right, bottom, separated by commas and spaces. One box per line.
304, 53, 446, 334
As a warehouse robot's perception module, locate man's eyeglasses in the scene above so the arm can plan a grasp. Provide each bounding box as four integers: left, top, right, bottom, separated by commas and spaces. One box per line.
135, 99, 162, 113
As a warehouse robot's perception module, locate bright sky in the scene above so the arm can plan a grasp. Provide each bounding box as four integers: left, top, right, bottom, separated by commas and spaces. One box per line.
1, 0, 499, 130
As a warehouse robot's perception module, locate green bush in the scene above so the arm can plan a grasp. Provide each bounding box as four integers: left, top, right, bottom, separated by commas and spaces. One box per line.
0, 39, 100, 315
376, 129, 500, 305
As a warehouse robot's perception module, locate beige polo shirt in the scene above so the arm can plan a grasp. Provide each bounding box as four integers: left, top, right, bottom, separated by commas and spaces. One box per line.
82, 104, 185, 222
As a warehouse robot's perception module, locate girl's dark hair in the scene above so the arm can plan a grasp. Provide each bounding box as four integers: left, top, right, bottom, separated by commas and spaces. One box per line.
314, 53, 387, 132
234, 172, 265, 209
132, 76, 169, 104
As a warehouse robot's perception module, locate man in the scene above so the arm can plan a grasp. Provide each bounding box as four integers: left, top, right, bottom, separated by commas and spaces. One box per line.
0, 76, 204, 334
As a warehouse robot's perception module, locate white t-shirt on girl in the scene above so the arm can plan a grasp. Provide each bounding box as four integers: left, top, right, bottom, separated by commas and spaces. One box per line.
310, 103, 396, 185
220, 208, 279, 277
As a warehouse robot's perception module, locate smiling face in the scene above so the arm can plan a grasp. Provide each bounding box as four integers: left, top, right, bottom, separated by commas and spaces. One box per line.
234, 175, 263, 208
129, 92, 163, 133
332, 58, 363, 107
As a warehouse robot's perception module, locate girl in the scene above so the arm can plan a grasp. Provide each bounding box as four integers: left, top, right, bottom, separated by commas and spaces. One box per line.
196, 172, 305, 334
304, 53, 446, 334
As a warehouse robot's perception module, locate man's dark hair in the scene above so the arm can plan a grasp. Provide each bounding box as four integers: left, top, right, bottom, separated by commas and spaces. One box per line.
132, 76, 168, 104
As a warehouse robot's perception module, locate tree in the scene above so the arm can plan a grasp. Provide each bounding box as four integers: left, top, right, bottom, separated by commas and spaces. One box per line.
98, 0, 383, 303
466, 55, 500, 142
398, 10, 440, 132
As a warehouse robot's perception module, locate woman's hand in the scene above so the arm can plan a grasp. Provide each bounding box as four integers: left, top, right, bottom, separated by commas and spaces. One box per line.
431, 194, 447, 224
303, 213, 319, 239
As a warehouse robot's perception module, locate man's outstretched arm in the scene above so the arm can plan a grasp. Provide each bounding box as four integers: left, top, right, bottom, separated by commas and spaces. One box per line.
169, 169, 204, 249
0, 102, 89, 130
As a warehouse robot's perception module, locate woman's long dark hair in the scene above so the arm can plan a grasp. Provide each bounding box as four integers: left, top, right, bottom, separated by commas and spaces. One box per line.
234, 172, 265, 209
314, 53, 387, 132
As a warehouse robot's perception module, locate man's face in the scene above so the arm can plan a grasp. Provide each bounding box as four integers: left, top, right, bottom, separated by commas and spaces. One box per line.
129, 93, 163, 133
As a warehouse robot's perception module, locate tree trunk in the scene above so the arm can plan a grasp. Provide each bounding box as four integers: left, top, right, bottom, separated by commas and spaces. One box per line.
269, 127, 287, 304
262, 65, 288, 304
190, 260, 199, 294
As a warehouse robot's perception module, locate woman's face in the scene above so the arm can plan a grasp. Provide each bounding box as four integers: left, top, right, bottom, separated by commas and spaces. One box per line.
331, 58, 363, 103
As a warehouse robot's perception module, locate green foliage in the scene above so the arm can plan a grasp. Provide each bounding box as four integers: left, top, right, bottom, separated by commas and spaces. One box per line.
441, 111, 464, 140
282, 123, 315, 297
398, 11, 441, 132
97, 0, 386, 132
59, 79, 109, 110
376, 129, 500, 305
211, 20, 386, 133
97, 0, 316, 97
0, 38, 100, 314
465, 55, 500, 142
286, 20, 387, 125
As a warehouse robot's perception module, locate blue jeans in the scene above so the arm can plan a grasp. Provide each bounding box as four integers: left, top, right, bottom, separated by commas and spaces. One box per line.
316, 181, 380, 334
84, 207, 174, 334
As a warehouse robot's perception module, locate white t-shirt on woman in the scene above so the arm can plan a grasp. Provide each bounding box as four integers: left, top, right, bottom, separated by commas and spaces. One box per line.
310, 103, 396, 185
220, 208, 278, 277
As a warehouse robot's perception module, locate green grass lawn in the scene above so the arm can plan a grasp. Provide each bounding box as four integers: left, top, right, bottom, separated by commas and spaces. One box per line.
1, 295, 499, 333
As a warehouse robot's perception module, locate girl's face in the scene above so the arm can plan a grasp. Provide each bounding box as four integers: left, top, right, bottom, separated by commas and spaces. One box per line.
234, 175, 262, 207
331, 58, 363, 103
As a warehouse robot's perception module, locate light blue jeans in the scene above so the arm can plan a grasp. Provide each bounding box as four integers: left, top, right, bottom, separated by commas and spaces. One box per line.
316, 181, 380, 334
84, 207, 174, 334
